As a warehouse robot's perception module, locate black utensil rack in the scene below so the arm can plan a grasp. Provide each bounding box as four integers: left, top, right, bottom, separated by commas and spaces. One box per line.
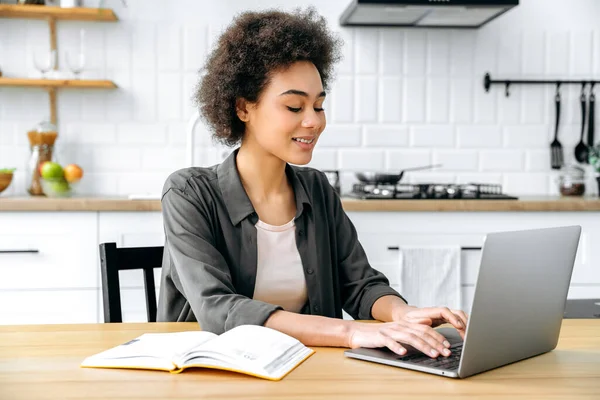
484, 72, 599, 169
484, 72, 599, 96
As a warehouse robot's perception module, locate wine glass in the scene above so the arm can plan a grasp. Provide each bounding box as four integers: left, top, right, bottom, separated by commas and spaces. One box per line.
33, 49, 57, 79
65, 50, 86, 79
65, 28, 86, 79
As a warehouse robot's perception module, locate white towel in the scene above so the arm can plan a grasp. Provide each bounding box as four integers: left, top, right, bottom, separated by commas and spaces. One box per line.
399, 246, 462, 310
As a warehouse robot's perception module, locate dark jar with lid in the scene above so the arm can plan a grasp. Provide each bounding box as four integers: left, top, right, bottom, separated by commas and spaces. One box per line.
557, 165, 586, 197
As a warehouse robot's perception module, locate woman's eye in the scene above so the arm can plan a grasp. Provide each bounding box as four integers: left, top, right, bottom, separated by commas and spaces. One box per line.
287, 107, 325, 113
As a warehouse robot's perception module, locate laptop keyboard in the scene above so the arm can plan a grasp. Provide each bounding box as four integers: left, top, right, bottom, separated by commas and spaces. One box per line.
397, 342, 463, 371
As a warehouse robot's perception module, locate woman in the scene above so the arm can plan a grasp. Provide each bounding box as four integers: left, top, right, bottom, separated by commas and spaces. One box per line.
158, 7, 467, 359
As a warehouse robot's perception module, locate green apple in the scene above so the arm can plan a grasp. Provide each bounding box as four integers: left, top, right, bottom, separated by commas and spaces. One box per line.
40, 162, 64, 180
48, 179, 70, 194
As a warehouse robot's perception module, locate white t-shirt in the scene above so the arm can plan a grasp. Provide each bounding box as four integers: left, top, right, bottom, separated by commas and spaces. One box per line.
252, 218, 308, 313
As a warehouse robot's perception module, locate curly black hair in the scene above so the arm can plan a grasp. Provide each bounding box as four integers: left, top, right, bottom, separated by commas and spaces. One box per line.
195, 7, 343, 147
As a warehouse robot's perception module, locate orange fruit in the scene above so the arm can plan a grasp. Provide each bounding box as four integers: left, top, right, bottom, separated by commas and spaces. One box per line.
64, 164, 83, 183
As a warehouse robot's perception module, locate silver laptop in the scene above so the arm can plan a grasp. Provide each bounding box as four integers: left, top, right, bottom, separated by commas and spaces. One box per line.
344, 225, 582, 379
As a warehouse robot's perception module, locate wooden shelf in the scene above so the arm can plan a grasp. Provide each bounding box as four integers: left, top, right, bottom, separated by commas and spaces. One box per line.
0, 77, 117, 123
0, 77, 117, 89
0, 5, 118, 124
0, 4, 117, 21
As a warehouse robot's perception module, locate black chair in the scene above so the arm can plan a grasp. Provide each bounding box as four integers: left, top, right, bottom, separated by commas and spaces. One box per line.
99, 242, 164, 323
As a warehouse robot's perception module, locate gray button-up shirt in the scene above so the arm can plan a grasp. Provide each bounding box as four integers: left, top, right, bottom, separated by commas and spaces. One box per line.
157, 149, 405, 334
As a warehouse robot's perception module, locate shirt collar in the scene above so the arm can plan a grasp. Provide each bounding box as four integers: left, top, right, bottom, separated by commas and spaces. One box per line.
217, 148, 312, 226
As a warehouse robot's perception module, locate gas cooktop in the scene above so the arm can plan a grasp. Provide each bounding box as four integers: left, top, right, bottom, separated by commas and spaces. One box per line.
347, 183, 518, 200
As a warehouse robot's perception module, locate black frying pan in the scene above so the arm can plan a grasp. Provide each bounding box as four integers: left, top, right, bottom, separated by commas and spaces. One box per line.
355, 164, 442, 185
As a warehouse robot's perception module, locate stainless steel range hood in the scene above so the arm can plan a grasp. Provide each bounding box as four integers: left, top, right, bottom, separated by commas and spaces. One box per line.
339, 0, 519, 28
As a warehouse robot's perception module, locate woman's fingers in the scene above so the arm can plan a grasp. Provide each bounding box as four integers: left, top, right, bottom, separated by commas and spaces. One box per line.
382, 327, 441, 358
451, 309, 469, 329
349, 320, 459, 359
447, 309, 469, 339
391, 320, 453, 357
426, 307, 465, 330
411, 324, 451, 348
403, 307, 464, 330
407, 327, 451, 356
381, 306, 471, 355
379, 330, 407, 356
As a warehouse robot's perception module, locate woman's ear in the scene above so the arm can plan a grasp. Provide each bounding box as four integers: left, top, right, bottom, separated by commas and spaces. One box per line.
236, 98, 250, 122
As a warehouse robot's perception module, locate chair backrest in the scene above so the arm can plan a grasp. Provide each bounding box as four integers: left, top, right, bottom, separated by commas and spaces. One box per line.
99, 242, 164, 323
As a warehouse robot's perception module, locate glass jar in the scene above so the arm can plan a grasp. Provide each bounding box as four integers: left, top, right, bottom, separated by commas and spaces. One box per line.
558, 165, 586, 197
26, 120, 59, 196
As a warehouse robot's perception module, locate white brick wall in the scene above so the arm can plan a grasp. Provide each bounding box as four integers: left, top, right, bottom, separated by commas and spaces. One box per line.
363, 126, 408, 147
318, 125, 361, 148
411, 126, 455, 148
339, 149, 385, 171
378, 77, 403, 123
387, 150, 432, 170
1, 0, 599, 197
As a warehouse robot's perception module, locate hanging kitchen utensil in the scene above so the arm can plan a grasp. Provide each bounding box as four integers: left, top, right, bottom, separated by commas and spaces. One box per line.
587, 85, 595, 150
550, 85, 564, 169
575, 85, 589, 164
355, 164, 442, 185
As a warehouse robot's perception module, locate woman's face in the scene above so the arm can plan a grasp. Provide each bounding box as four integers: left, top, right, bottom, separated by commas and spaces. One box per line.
239, 61, 326, 165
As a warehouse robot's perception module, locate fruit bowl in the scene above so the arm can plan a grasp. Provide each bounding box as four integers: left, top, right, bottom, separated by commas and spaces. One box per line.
38, 162, 83, 198
40, 178, 78, 198
0, 169, 15, 195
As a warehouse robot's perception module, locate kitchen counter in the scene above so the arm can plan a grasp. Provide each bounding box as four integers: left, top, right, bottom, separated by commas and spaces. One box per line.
341, 197, 600, 212
1, 196, 600, 212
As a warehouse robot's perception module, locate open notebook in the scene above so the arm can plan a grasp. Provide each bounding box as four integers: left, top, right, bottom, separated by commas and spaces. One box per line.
80, 325, 314, 381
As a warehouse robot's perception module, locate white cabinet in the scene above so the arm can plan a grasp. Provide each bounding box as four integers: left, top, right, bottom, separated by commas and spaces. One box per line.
97, 212, 164, 322
1, 209, 599, 326
0, 289, 98, 325
347, 211, 600, 313
0, 213, 99, 324
98, 212, 165, 248
0, 211, 165, 325
348, 212, 484, 313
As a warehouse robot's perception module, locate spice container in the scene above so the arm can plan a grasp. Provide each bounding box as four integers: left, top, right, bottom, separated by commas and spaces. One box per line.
26, 121, 58, 196
557, 165, 586, 197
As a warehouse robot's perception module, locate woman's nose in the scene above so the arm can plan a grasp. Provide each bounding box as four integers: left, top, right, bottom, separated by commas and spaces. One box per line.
301, 109, 322, 129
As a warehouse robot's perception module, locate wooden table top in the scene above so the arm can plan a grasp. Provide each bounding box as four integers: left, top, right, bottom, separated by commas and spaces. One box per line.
0, 320, 599, 400
1, 195, 600, 212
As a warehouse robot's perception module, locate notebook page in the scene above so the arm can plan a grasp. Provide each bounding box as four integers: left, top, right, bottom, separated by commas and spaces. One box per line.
180, 325, 312, 378
84, 331, 217, 363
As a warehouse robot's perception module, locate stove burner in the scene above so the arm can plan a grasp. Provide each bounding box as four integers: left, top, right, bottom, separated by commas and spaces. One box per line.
348, 182, 518, 200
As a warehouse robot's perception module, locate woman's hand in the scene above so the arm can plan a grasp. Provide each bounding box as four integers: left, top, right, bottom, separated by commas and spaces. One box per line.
393, 305, 469, 339
347, 320, 453, 358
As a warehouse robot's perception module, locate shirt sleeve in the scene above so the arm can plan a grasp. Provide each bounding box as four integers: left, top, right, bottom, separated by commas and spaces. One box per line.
161, 185, 282, 334
325, 175, 407, 320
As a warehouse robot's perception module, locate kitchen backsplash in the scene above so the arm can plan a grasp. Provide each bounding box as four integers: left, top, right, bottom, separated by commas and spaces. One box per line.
1, 0, 600, 197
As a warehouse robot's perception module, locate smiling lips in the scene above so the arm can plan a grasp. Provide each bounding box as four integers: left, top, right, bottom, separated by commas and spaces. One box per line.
292, 136, 316, 150
292, 137, 315, 144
